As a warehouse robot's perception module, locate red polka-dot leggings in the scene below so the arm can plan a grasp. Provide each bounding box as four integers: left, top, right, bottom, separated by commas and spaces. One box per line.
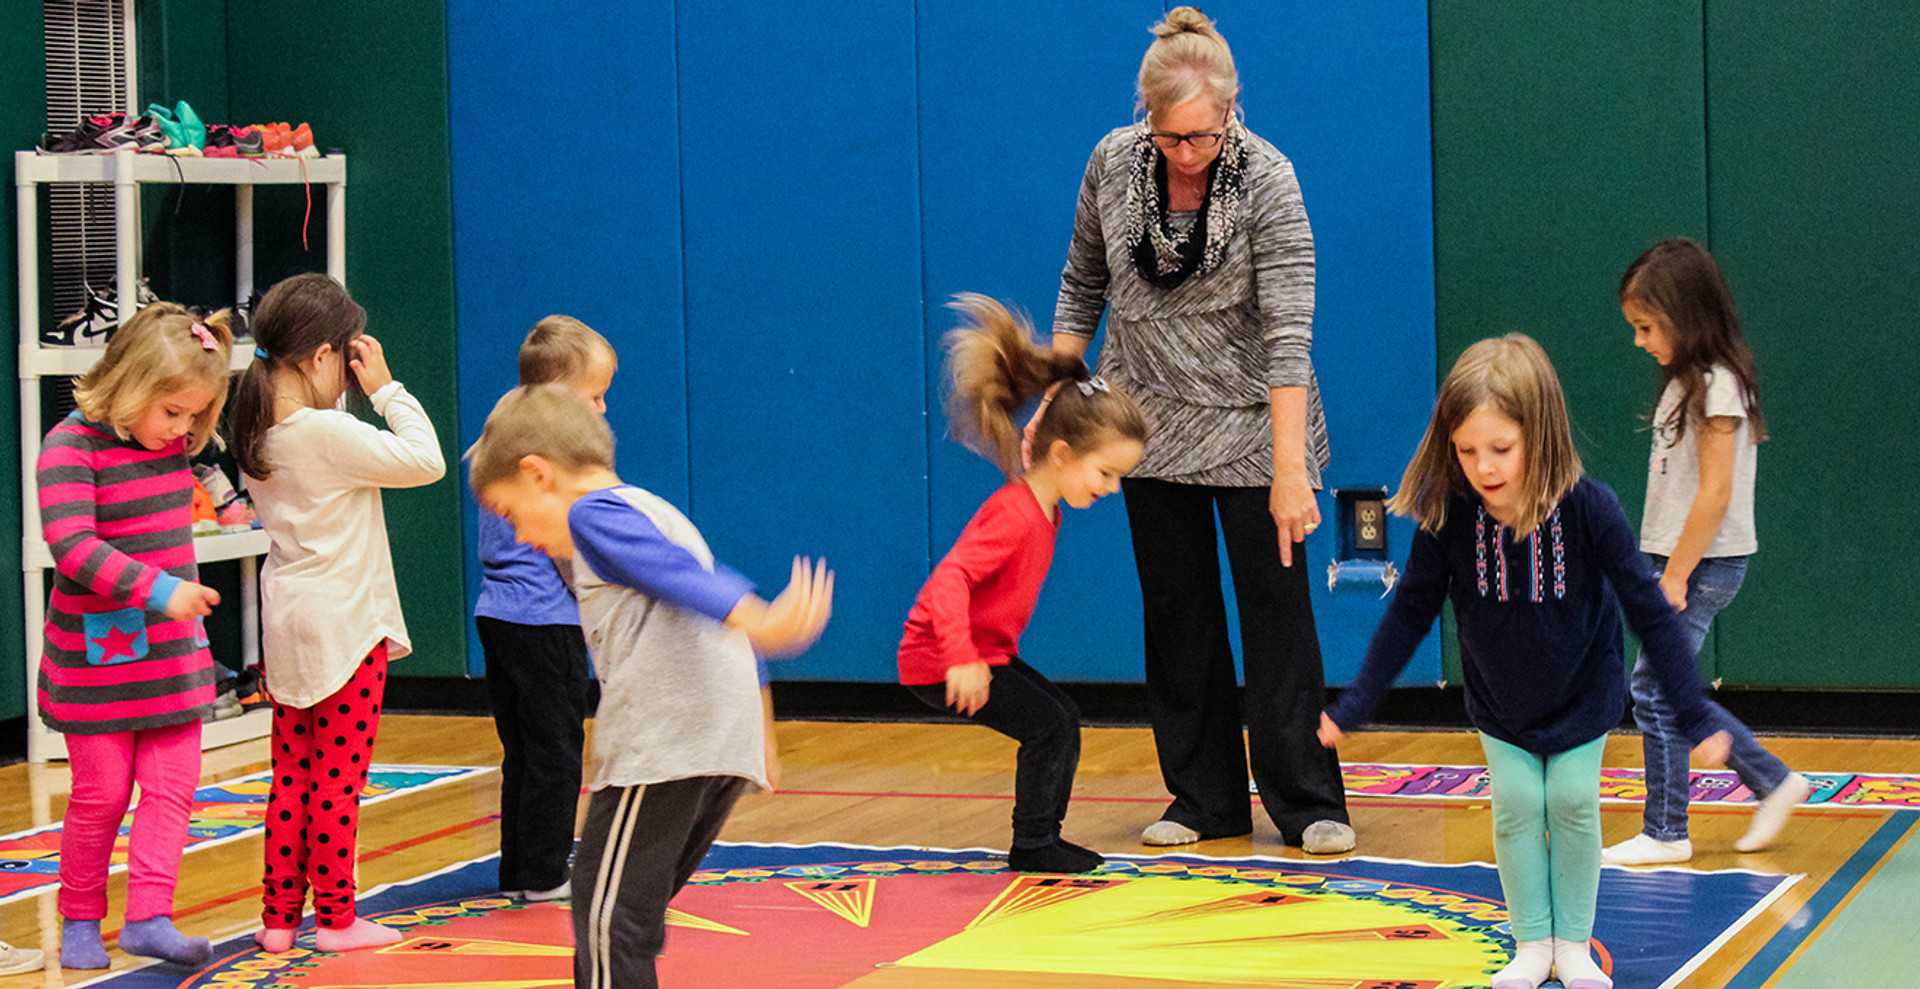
260, 641, 387, 930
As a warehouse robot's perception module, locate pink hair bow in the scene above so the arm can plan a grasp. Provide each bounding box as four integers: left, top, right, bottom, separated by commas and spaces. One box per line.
190, 322, 217, 351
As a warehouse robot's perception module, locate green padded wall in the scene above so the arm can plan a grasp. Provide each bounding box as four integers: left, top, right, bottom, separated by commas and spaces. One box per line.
224, 3, 467, 677
0, 4, 44, 721
1704, 2, 1920, 687
1430, 2, 1709, 682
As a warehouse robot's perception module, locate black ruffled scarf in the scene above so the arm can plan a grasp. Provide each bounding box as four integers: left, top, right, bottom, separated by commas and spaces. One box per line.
1124, 120, 1247, 290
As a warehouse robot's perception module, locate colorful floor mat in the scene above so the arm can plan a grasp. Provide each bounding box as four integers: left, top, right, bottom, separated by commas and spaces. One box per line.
76, 842, 1798, 989
0, 764, 490, 905
1334, 764, 1920, 807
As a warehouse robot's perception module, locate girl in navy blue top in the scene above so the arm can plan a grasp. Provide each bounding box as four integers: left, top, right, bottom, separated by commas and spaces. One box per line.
1319, 334, 1730, 989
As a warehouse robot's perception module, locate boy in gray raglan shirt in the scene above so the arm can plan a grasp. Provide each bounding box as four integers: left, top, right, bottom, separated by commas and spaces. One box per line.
466, 384, 833, 989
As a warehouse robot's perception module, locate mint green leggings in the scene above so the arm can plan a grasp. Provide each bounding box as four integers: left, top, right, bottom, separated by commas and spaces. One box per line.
1480, 732, 1606, 942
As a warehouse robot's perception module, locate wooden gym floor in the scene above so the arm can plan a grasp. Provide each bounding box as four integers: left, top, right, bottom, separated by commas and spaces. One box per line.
2, 715, 1915, 988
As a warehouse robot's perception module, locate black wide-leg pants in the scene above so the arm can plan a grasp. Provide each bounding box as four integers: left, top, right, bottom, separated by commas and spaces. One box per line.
1121, 476, 1348, 844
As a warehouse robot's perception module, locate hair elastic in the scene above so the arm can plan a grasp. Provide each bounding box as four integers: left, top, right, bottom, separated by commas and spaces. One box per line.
1075, 376, 1111, 397
254, 346, 270, 359
189, 322, 218, 351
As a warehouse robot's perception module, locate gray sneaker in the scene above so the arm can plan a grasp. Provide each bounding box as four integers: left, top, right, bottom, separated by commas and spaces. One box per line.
1301, 819, 1355, 854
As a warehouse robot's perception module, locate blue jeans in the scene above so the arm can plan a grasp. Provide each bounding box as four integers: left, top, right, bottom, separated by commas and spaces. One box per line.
1630, 555, 1791, 841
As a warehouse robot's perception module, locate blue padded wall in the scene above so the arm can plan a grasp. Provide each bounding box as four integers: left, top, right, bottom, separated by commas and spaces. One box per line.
915, 1, 1161, 682
446, 1, 1436, 685
448, 0, 689, 673
1202, 0, 1440, 687
676, 1, 930, 680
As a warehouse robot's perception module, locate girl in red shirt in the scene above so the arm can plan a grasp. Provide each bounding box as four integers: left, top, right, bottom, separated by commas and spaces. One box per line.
898, 294, 1147, 874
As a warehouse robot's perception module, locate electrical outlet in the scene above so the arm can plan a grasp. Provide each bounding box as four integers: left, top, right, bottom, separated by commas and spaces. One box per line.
1355, 499, 1385, 550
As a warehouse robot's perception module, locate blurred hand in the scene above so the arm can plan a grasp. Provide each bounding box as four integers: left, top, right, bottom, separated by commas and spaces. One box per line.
1692, 730, 1732, 768
349, 334, 393, 395
165, 581, 221, 621
1317, 711, 1345, 748
740, 557, 833, 658
1660, 572, 1689, 611
946, 662, 992, 716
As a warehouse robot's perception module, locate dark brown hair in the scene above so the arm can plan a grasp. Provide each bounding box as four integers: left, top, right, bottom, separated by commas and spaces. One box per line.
944, 293, 1147, 478
518, 315, 615, 386
1389, 334, 1583, 534
229, 273, 367, 479
1620, 238, 1767, 443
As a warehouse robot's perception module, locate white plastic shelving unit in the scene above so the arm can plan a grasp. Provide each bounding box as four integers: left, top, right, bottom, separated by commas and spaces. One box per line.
15, 148, 346, 761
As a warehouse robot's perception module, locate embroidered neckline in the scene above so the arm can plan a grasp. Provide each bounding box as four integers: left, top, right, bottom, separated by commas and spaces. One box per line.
1475, 505, 1565, 602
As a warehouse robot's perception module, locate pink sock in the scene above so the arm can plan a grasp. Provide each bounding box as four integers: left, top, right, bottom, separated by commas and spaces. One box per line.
314, 918, 400, 952
254, 927, 295, 954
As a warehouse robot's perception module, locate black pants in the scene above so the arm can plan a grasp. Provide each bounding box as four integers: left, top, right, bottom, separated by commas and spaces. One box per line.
571, 775, 748, 989
1121, 477, 1348, 844
478, 616, 592, 893
907, 656, 1082, 848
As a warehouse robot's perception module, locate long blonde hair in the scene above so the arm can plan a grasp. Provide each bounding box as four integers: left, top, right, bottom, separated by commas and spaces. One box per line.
944, 294, 1146, 479
72, 302, 234, 455
1138, 6, 1239, 123
1388, 334, 1582, 534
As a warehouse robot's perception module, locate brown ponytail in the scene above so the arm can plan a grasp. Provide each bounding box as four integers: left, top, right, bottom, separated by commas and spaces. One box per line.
943, 293, 1147, 478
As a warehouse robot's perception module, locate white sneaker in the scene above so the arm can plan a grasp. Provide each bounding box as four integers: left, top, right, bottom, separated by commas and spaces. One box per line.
1140, 820, 1201, 846
1601, 833, 1692, 865
524, 880, 571, 902
0, 941, 45, 976
1736, 771, 1811, 853
1301, 819, 1356, 854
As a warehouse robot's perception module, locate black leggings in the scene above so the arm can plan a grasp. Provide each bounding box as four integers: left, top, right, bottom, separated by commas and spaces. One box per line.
908, 656, 1081, 848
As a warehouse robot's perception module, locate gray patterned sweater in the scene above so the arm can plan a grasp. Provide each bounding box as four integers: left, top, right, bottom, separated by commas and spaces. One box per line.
1053, 125, 1330, 488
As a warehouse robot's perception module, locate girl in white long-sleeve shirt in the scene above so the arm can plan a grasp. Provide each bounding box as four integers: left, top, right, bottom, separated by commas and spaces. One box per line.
228, 273, 445, 954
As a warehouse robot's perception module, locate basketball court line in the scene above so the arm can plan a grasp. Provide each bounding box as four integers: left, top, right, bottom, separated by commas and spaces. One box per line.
1723, 808, 1920, 989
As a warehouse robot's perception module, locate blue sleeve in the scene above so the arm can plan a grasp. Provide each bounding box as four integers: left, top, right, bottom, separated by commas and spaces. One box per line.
1325, 521, 1451, 733
476, 506, 516, 568
1585, 482, 1717, 744
568, 494, 755, 622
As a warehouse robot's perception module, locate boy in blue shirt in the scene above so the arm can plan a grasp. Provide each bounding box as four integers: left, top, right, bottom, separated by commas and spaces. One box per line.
474, 316, 616, 900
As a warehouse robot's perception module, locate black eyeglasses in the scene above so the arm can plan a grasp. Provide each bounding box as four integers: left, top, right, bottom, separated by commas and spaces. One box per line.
1149, 129, 1224, 151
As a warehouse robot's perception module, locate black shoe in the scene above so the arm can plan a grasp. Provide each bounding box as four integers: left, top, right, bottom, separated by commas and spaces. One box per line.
1008, 840, 1104, 874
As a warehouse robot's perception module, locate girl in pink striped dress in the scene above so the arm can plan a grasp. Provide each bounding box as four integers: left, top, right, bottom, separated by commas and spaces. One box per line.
38, 303, 233, 970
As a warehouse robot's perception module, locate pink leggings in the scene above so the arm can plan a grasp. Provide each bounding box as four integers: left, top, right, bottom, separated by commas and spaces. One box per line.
59, 719, 203, 922
260, 642, 387, 930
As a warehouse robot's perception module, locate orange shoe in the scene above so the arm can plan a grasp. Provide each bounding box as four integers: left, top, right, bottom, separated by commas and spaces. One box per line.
291, 122, 319, 158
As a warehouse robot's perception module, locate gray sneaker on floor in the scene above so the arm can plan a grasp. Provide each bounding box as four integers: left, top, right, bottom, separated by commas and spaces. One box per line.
1301, 819, 1356, 854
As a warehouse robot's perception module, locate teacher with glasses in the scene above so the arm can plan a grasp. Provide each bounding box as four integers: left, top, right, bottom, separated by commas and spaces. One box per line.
1048, 6, 1351, 853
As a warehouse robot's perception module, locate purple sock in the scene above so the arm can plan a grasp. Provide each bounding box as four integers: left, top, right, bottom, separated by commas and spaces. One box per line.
120, 916, 212, 967
60, 918, 109, 969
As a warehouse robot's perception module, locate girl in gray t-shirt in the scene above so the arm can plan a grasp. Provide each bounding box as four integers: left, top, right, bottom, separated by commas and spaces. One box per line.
1606, 238, 1808, 867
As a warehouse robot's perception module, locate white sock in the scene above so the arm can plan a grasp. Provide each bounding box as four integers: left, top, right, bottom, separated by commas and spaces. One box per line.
1553, 937, 1613, 989
1491, 937, 1553, 989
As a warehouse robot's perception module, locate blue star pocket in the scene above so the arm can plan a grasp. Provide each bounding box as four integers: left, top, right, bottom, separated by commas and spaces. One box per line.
84, 608, 150, 665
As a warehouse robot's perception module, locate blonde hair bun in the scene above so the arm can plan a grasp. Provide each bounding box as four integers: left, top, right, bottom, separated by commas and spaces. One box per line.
1153, 6, 1221, 39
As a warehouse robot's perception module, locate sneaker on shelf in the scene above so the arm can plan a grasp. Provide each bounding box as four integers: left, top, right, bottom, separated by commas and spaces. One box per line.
174, 100, 207, 152
146, 103, 185, 150
37, 112, 137, 154
256, 122, 292, 157
290, 122, 320, 158
45, 278, 160, 347
232, 667, 269, 711
204, 124, 239, 159
130, 114, 167, 152
230, 124, 265, 158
